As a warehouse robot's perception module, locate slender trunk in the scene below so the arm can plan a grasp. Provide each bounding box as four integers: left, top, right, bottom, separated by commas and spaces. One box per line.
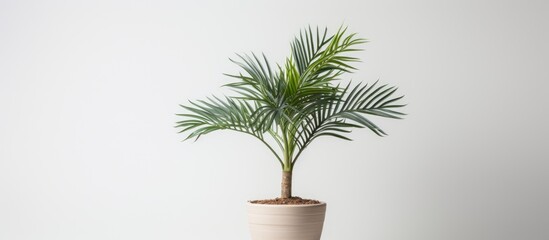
281, 171, 292, 198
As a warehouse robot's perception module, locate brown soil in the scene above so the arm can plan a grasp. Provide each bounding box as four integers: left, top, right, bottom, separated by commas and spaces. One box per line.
249, 196, 321, 205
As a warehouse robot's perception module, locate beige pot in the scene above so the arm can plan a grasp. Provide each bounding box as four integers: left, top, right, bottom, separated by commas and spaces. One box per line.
247, 202, 327, 240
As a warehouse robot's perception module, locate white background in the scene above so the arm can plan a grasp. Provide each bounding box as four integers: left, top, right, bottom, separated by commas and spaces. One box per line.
1, 0, 548, 239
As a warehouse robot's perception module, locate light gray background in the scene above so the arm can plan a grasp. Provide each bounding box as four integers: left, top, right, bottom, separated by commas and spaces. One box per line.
1, 0, 548, 239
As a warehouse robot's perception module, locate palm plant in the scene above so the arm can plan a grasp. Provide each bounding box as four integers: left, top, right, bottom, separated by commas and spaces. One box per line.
176, 26, 405, 199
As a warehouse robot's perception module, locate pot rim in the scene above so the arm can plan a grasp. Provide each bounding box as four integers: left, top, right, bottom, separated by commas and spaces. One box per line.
247, 201, 326, 207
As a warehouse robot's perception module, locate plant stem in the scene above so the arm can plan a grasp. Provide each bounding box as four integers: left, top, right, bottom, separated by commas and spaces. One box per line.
281, 170, 292, 198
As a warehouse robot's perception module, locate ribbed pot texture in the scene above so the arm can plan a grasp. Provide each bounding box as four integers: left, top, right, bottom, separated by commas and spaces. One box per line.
247, 202, 327, 240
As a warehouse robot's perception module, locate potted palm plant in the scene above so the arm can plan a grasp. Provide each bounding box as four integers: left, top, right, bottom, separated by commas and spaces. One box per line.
176, 26, 405, 240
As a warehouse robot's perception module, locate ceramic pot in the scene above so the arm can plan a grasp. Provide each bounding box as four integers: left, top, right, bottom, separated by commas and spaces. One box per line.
247, 202, 327, 240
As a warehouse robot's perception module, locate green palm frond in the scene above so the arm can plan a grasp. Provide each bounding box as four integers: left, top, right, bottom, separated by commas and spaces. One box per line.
176, 96, 260, 140
176, 96, 284, 165
292, 26, 367, 85
291, 81, 405, 163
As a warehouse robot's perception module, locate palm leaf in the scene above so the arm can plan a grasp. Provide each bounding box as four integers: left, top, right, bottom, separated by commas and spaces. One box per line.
291, 82, 405, 163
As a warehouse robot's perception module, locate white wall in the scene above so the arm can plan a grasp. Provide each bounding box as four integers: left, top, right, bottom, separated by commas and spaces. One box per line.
1, 0, 548, 239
